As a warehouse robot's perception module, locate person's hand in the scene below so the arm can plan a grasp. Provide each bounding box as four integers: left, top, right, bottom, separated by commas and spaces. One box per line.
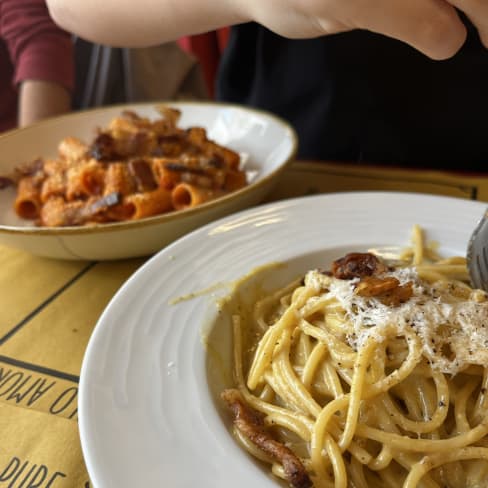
240, 0, 468, 59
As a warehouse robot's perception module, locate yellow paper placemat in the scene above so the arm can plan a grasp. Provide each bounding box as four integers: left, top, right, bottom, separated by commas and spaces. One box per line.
0, 245, 144, 486
0, 402, 89, 487
1, 160, 488, 486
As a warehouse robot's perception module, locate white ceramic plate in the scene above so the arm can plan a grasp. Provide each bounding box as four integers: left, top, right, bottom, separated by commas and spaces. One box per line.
0, 101, 296, 260
78, 191, 485, 488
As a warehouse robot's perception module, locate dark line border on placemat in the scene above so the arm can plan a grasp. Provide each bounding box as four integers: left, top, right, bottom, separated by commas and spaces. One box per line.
0, 354, 79, 383
282, 163, 479, 200
0, 262, 96, 345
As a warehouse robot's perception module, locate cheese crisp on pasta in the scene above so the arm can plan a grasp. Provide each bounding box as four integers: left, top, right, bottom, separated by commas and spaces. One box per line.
222, 226, 488, 488
7, 108, 247, 226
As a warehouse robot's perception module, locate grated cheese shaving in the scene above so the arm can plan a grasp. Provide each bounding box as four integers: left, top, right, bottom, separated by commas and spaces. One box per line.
303, 268, 488, 375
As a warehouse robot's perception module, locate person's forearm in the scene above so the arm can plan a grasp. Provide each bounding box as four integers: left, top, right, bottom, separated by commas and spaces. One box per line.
47, 0, 486, 61
46, 0, 249, 47
18, 80, 71, 127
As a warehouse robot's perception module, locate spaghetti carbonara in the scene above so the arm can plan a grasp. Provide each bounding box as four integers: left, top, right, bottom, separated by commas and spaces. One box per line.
221, 225, 488, 488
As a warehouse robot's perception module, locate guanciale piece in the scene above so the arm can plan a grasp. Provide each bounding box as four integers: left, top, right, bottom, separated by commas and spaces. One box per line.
331, 252, 389, 280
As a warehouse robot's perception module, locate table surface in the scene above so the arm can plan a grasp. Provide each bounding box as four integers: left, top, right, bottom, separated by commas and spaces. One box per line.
1, 160, 488, 487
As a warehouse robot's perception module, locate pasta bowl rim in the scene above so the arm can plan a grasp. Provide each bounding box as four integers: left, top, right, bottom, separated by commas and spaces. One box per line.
0, 100, 298, 236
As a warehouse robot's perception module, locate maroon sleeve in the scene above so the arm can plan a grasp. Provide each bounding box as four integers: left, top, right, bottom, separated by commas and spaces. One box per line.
0, 0, 74, 91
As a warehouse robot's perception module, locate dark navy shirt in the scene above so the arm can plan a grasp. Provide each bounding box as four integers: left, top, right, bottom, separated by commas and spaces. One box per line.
216, 21, 488, 171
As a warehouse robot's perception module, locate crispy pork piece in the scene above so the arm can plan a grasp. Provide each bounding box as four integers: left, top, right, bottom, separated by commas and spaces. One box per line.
355, 276, 413, 306
331, 252, 388, 280
221, 389, 312, 488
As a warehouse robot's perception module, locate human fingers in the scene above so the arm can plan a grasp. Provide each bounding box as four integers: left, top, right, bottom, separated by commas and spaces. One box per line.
246, 0, 467, 59
345, 0, 467, 59
447, 0, 488, 47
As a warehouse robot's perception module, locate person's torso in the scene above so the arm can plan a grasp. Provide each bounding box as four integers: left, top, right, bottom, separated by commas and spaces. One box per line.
216, 20, 488, 171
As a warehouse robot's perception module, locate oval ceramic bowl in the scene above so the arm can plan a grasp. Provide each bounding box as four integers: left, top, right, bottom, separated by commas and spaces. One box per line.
0, 101, 297, 260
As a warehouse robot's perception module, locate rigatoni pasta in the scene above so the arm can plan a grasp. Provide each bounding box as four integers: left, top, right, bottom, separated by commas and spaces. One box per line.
14, 176, 42, 219
171, 183, 223, 211
6, 107, 248, 227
